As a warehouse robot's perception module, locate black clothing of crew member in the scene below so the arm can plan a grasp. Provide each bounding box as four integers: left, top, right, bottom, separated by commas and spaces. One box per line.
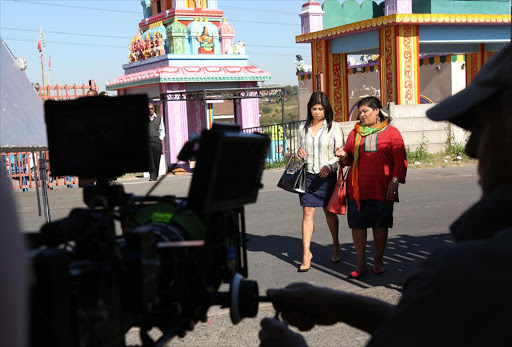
148, 109, 164, 181
367, 183, 512, 347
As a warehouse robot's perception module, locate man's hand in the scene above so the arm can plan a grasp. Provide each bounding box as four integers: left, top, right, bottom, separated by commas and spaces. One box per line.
319, 165, 331, 178
297, 148, 308, 159
259, 318, 307, 347
267, 283, 342, 331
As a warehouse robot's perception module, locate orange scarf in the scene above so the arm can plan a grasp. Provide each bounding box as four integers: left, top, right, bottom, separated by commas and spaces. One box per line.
352, 121, 387, 211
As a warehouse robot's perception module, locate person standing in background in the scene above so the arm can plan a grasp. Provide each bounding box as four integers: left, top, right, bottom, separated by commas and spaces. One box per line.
148, 102, 165, 181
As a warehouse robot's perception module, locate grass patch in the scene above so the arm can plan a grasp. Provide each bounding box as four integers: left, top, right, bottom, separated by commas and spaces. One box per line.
266, 159, 288, 170
407, 134, 475, 169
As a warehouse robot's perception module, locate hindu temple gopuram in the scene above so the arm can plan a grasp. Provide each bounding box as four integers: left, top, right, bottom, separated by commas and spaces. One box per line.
107, 0, 271, 167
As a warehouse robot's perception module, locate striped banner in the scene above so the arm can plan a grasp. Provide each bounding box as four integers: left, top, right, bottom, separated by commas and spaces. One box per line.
348, 65, 380, 75
419, 54, 465, 66
297, 74, 312, 81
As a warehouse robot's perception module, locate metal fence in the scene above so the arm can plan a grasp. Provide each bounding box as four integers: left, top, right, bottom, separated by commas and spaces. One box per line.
4, 121, 306, 190
38, 80, 99, 101
1, 151, 77, 191
242, 120, 305, 168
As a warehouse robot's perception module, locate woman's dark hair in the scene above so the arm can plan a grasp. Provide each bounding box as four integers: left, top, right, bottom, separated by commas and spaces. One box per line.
357, 96, 392, 123
305, 91, 334, 134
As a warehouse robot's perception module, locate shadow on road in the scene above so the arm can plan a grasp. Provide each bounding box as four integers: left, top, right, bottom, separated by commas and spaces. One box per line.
246, 232, 454, 290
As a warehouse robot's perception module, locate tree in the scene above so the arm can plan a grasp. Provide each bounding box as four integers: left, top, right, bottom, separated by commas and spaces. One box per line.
284, 85, 297, 96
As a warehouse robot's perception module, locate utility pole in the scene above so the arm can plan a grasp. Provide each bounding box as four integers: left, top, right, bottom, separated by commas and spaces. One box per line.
37, 27, 47, 89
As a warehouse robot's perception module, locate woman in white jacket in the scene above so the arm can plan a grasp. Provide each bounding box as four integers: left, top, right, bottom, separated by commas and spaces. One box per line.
296, 91, 345, 272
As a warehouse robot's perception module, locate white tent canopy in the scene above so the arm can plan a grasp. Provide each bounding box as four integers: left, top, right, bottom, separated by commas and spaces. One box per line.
0, 37, 47, 153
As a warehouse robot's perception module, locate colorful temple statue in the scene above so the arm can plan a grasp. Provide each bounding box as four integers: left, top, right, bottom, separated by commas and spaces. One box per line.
188, 18, 219, 55
107, 0, 270, 169
167, 18, 188, 54
196, 26, 215, 54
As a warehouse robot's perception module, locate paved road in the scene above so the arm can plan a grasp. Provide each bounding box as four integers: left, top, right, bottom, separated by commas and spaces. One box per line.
13, 164, 480, 346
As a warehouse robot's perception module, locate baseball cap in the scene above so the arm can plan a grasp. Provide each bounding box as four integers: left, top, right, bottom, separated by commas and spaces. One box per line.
426, 43, 512, 130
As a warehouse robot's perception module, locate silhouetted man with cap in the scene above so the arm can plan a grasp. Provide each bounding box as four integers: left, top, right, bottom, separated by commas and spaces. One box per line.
259, 43, 512, 347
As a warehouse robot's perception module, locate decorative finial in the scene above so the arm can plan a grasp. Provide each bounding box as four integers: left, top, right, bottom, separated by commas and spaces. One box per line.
194, 16, 198, 21
223, 17, 227, 23
174, 16, 178, 22
205, 17, 208, 22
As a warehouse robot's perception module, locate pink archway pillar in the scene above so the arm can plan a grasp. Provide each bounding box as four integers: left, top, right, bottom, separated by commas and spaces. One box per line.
235, 82, 260, 129
160, 83, 190, 165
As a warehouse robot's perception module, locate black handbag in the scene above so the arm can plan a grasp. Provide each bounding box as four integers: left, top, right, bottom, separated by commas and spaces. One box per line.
277, 158, 306, 193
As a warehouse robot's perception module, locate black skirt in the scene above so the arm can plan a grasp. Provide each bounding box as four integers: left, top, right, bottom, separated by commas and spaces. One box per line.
347, 196, 394, 229
299, 172, 337, 207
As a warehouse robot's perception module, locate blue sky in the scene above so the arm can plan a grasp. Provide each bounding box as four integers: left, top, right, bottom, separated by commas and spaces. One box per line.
0, 0, 318, 90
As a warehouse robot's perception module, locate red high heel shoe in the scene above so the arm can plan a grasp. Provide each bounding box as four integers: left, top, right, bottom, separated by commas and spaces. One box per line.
373, 264, 386, 275
349, 267, 368, 278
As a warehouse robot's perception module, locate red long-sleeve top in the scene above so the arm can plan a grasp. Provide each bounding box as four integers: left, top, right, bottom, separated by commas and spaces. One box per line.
343, 125, 408, 203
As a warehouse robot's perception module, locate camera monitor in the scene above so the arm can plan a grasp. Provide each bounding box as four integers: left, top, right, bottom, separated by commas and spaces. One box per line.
187, 130, 270, 214
44, 94, 150, 178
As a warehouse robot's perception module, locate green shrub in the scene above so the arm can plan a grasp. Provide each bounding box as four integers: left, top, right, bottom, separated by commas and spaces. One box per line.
445, 135, 469, 159
406, 134, 429, 163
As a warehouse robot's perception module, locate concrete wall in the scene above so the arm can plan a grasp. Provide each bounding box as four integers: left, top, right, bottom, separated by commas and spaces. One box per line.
420, 60, 467, 103
337, 103, 469, 154
420, 62, 452, 103
389, 103, 468, 153
451, 60, 466, 95
390, 103, 447, 153
298, 78, 313, 121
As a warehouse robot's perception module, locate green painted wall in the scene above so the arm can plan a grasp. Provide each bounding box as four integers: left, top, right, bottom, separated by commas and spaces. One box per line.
323, 0, 385, 29
321, 0, 508, 30
413, 0, 510, 14
323, 0, 344, 29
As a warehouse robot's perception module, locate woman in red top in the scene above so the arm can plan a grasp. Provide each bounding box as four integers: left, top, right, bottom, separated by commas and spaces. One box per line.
336, 96, 407, 278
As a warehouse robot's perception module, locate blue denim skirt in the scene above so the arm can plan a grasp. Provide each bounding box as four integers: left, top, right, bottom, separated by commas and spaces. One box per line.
299, 172, 337, 207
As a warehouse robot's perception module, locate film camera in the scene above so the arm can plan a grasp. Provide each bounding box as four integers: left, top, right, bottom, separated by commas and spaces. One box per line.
27, 95, 270, 346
